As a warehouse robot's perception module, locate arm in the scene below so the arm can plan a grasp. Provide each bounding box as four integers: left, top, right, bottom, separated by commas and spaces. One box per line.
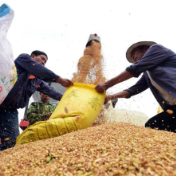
96, 45, 169, 93
37, 80, 63, 101
123, 74, 149, 97
95, 70, 133, 93
15, 54, 73, 87
27, 103, 47, 125
15, 54, 59, 82
126, 45, 172, 77
105, 74, 149, 104
104, 91, 129, 104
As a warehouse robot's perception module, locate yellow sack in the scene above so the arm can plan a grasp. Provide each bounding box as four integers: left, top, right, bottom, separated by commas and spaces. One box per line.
16, 83, 105, 146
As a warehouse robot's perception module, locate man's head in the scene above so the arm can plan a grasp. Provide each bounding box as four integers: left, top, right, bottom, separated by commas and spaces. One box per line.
40, 92, 50, 104
126, 41, 156, 63
31, 50, 48, 66
131, 45, 150, 63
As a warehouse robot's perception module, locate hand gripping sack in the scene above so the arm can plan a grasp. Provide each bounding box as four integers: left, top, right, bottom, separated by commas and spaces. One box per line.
0, 4, 17, 104
15, 83, 105, 146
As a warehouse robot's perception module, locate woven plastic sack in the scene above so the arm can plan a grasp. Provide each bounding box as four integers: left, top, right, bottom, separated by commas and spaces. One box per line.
0, 4, 17, 104
16, 83, 105, 146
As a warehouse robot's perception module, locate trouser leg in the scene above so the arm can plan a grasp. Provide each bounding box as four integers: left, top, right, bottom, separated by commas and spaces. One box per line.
145, 109, 176, 133
0, 108, 19, 151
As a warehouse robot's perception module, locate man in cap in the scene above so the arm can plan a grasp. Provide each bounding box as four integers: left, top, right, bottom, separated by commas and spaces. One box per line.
0, 50, 73, 150
95, 41, 176, 133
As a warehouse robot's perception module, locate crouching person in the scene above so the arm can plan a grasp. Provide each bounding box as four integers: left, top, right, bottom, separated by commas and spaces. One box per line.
27, 93, 56, 126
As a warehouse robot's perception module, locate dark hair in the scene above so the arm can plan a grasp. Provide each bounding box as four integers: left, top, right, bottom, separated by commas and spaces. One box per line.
31, 50, 48, 60
86, 40, 100, 47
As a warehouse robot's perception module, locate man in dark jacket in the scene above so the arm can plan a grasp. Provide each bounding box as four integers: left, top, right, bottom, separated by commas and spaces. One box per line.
95, 41, 176, 133
0, 50, 73, 150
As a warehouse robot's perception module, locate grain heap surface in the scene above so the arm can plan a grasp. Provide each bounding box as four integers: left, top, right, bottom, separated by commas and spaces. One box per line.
1, 122, 176, 176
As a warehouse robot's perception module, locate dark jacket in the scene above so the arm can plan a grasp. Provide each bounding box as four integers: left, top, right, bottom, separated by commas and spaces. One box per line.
125, 44, 176, 110
0, 54, 62, 109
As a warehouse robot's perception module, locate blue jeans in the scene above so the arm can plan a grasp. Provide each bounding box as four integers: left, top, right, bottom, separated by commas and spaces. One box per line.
0, 107, 19, 151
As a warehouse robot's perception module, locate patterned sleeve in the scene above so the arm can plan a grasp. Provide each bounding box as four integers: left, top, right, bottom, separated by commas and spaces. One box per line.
50, 105, 56, 112
27, 102, 46, 125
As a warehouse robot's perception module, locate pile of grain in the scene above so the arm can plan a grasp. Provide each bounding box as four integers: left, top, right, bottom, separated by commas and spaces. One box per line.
1, 122, 176, 175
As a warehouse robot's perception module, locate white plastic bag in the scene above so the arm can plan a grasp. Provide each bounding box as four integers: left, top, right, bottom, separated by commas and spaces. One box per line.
0, 4, 17, 104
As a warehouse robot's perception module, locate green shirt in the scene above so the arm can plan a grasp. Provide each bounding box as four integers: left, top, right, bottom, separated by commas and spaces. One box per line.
27, 101, 56, 125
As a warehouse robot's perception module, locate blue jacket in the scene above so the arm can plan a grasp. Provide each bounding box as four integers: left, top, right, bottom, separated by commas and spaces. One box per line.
0, 54, 63, 109
125, 44, 176, 110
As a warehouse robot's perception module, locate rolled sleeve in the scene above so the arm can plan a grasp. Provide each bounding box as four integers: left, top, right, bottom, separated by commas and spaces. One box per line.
126, 66, 141, 78
123, 88, 134, 98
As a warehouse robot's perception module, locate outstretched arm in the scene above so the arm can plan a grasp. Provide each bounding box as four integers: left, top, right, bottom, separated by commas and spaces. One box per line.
95, 70, 133, 93
37, 80, 63, 101
15, 54, 73, 87
104, 74, 149, 104
104, 91, 130, 104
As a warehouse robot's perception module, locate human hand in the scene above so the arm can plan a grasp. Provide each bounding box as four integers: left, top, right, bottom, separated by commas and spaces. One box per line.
104, 95, 114, 104
104, 91, 130, 105
95, 82, 109, 93
57, 77, 73, 87
104, 102, 110, 109
45, 112, 52, 120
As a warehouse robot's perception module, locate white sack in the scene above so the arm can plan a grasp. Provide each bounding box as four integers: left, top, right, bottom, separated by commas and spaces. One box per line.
0, 3, 17, 105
